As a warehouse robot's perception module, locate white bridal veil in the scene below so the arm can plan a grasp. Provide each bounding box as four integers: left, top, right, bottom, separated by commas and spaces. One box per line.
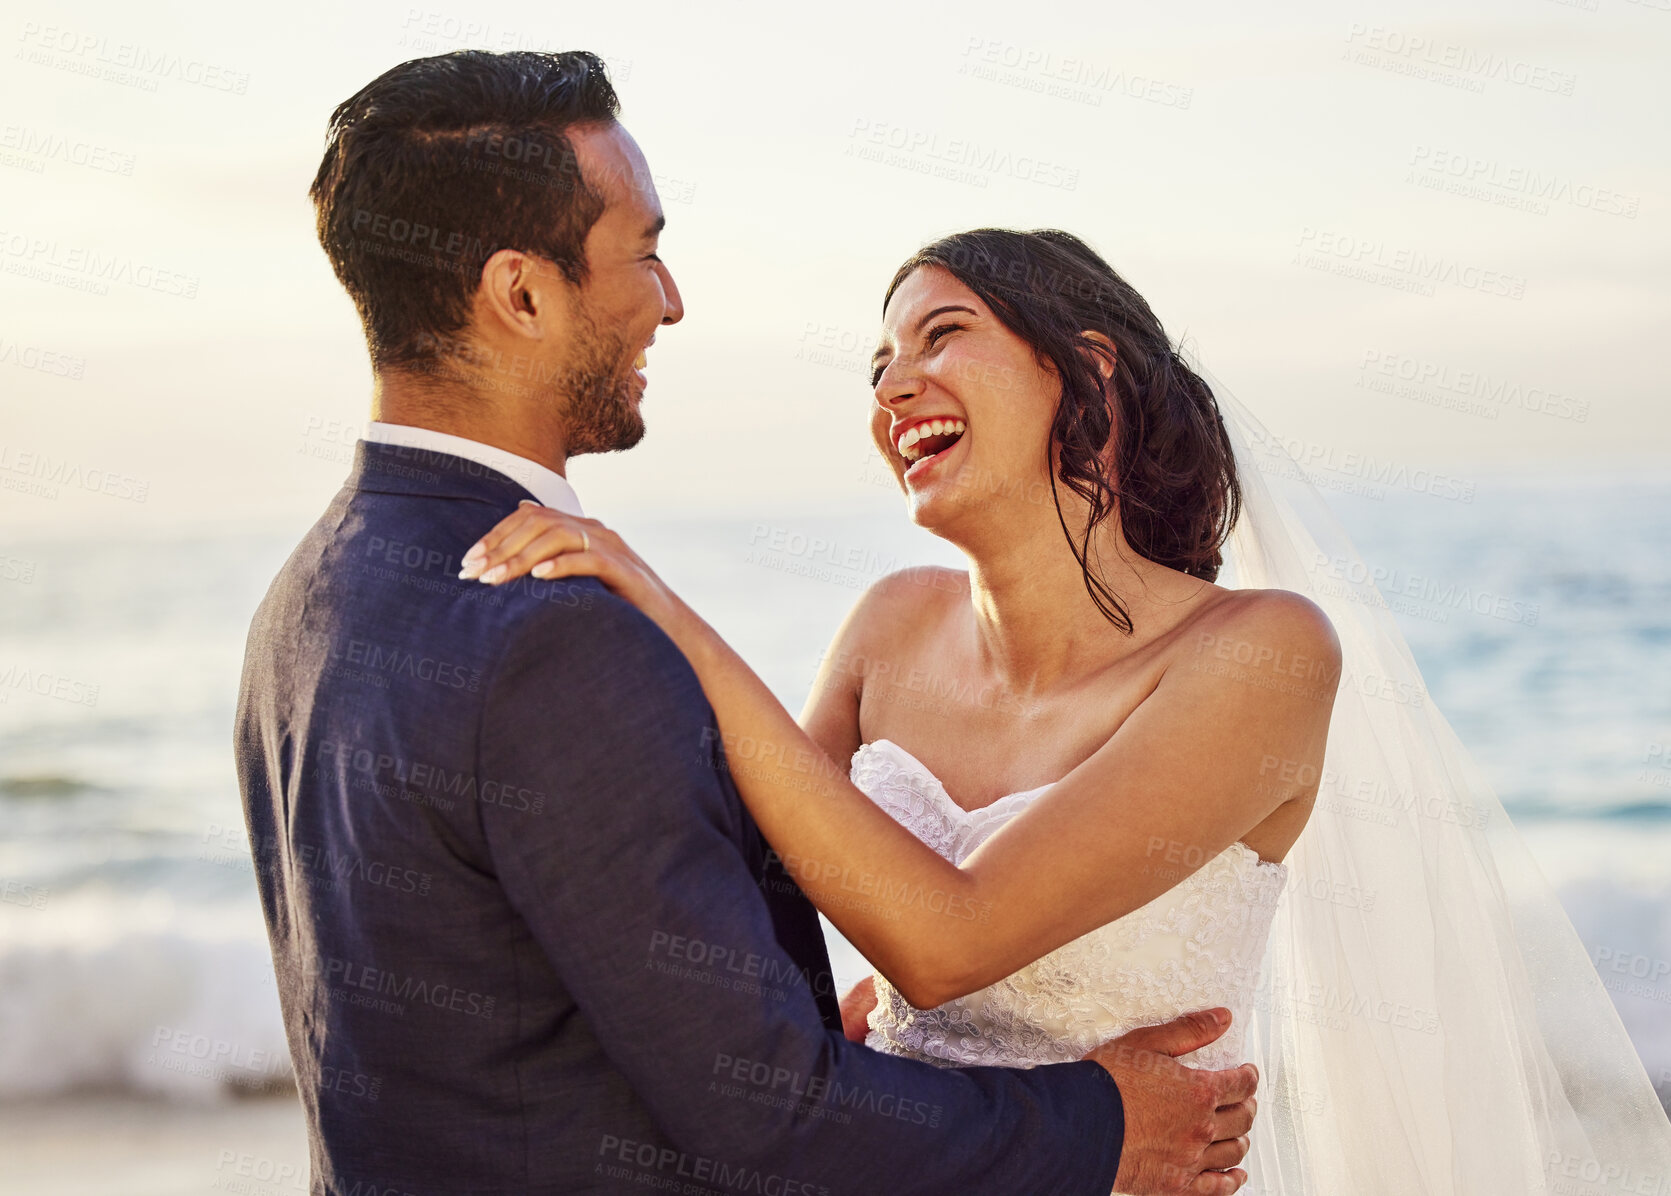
1196, 357, 1671, 1195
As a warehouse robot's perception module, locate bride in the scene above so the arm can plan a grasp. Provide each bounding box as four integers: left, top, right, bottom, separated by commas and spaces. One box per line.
463, 228, 1671, 1193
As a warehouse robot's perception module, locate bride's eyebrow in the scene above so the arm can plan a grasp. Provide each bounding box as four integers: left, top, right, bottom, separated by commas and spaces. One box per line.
915, 304, 977, 331
870, 304, 980, 372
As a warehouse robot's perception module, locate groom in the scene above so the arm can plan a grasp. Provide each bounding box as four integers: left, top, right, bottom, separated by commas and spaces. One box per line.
235, 50, 1256, 1195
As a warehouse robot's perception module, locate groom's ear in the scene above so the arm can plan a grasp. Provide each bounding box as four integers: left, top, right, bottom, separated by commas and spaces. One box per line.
475, 248, 569, 342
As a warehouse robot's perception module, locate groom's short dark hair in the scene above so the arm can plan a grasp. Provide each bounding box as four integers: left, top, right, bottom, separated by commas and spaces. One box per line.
310, 50, 620, 370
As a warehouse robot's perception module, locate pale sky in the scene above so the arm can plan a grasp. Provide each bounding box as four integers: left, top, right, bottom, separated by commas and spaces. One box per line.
1, 0, 1667, 532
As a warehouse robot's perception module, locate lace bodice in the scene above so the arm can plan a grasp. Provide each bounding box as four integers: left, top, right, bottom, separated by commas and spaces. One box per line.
851, 738, 1288, 1071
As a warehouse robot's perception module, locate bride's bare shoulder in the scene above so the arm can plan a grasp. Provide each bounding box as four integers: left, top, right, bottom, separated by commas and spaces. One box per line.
1179, 586, 1342, 685
869, 565, 970, 601
802, 567, 965, 746
857, 565, 967, 627
825, 566, 966, 666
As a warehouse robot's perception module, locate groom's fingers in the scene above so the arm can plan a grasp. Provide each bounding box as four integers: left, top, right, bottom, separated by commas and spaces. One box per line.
1189, 1166, 1247, 1195
1211, 1096, 1255, 1142
1110, 1006, 1232, 1060
1208, 1062, 1259, 1109
1200, 1134, 1250, 1172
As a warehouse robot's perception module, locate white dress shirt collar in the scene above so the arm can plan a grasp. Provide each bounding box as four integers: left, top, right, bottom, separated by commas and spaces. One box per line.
363, 421, 584, 517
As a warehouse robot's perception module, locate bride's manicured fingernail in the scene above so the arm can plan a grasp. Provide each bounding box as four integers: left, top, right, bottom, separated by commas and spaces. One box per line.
462, 543, 486, 565
480, 564, 507, 585
531, 562, 553, 579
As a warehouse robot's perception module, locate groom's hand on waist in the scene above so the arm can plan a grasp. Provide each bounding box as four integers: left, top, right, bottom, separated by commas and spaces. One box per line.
1083, 1007, 1257, 1195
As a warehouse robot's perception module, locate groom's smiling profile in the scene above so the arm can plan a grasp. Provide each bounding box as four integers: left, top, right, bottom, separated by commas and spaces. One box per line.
236, 49, 1256, 1195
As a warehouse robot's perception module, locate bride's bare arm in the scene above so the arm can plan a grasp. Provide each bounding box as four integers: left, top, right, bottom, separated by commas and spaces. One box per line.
463, 507, 1340, 1009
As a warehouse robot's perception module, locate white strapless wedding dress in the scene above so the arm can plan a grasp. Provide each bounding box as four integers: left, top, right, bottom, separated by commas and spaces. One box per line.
851, 737, 1288, 1072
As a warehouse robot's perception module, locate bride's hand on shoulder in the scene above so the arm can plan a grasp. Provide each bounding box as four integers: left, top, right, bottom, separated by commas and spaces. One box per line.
461, 501, 686, 634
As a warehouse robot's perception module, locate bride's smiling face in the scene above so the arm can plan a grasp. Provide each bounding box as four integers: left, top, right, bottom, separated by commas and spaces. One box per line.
870, 266, 1060, 532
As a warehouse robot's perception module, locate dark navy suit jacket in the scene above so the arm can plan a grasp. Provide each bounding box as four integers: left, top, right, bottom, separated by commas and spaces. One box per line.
235, 441, 1124, 1194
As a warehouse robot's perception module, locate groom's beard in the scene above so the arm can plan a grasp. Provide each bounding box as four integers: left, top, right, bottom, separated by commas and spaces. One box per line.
558, 306, 643, 457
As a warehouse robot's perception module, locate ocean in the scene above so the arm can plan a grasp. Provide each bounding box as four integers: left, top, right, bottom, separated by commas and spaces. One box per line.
1, 476, 1668, 1105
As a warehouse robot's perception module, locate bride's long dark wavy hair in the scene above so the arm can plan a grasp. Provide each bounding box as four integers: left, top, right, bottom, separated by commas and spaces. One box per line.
884, 229, 1243, 635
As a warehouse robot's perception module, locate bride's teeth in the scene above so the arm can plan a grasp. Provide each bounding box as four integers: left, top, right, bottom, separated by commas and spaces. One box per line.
634, 352, 647, 369
895, 417, 970, 468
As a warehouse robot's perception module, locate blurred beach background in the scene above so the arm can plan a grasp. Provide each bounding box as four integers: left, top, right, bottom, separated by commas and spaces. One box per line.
2, 0, 1668, 1192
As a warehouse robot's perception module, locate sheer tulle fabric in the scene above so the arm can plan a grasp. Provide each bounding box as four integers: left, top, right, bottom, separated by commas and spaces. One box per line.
1199, 358, 1671, 1194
